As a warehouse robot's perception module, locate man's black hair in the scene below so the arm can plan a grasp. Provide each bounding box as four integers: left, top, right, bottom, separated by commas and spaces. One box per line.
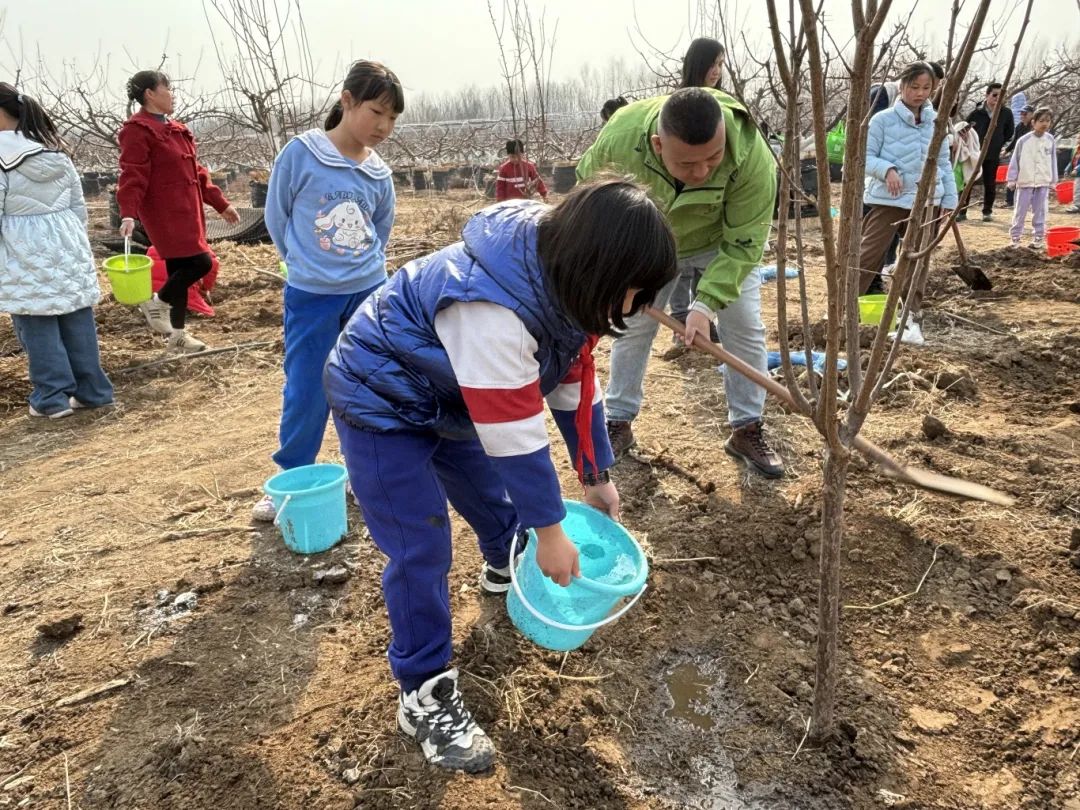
658, 88, 724, 146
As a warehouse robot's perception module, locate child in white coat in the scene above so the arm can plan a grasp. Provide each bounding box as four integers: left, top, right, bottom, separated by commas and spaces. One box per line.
0, 83, 113, 418
1006, 108, 1058, 249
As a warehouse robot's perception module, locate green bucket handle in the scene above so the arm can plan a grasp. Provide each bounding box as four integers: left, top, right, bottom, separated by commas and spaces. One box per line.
507, 530, 648, 633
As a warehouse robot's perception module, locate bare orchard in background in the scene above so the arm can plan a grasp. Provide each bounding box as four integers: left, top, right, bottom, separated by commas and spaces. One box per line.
2, 0, 1076, 172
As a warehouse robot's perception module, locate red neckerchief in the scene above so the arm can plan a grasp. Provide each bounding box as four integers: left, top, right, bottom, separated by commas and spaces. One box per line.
574, 335, 600, 485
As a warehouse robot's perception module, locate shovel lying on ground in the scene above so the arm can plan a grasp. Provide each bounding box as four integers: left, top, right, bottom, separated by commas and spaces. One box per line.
950, 222, 993, 290
645, 307, 1014, 506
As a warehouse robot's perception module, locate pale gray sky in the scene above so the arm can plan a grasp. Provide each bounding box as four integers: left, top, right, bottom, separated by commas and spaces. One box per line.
2, 0, 1076, 107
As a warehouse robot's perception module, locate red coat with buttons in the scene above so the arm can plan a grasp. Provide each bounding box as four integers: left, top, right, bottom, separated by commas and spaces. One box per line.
116, 112, 230, 259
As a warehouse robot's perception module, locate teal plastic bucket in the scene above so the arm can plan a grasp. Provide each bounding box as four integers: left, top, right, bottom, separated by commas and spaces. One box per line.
263, 463, 348, 554
506, 500, 649, 651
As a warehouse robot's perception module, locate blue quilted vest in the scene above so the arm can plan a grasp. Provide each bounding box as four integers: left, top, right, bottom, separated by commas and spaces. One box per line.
324, 200, 588, 437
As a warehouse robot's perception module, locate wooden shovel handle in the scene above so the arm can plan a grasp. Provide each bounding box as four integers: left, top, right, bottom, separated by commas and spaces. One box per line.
643, 307, 1013, 505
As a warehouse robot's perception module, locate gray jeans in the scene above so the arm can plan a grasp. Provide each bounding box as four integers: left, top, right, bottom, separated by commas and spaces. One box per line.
605, 250, 767, 427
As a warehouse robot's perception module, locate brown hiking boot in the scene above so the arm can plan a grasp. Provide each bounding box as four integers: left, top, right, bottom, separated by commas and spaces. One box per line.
607, 420, 636, 457
725, 422, 784, 479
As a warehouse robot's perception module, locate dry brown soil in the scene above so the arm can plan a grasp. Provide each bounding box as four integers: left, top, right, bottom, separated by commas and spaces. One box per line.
1, 188, 1077, 809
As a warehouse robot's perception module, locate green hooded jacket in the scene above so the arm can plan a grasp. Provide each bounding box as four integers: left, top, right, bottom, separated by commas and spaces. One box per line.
576, 89, 776, 311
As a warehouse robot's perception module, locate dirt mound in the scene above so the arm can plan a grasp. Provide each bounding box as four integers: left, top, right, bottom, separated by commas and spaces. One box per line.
960, 246, 1080, 302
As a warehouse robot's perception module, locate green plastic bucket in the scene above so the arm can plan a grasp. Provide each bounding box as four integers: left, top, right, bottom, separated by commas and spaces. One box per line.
103, 239, 152, 305
857, 294, 897, 329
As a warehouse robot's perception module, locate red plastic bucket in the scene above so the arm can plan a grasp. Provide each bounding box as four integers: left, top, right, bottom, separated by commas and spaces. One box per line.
1046, 226, 1080, 258
995, 165, 1008, 183
1056, 181, 1074, 205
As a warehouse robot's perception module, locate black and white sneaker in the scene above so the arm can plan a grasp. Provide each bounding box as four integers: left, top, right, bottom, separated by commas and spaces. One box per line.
398, 669, 495, 772
479, 530, 528, 594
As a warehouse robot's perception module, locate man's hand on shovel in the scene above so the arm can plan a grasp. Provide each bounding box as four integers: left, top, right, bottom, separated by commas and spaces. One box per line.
682, 310, 713, 348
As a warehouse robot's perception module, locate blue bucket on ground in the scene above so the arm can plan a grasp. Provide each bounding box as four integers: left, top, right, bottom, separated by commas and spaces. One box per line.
263, 463, 348, 554
506, 500, 649, 651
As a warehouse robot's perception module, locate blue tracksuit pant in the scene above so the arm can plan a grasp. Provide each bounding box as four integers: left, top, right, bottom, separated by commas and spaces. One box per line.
272, 282, 382, 470
335, 417, 519, 692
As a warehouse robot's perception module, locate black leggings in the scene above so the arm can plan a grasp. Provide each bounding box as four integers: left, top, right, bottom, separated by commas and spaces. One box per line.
158, 253, 213, 329
981, 159, 1000, 216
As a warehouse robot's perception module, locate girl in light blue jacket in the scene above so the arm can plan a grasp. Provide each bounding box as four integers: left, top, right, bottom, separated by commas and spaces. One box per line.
0, 84, 113, 418
253, 61, 403, 522
856, 61, 957, 345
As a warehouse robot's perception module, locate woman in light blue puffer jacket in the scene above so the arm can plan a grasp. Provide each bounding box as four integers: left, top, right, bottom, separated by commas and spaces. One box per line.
0, 84, 113, 418
856, 61, 957, 345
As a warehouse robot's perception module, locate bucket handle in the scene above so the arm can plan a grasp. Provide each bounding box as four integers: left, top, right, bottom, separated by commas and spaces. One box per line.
272, 494, 293, 528
508, 530, 648, 633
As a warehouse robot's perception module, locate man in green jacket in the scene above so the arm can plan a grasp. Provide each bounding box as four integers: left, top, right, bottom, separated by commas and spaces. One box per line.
577, 87, 783, 478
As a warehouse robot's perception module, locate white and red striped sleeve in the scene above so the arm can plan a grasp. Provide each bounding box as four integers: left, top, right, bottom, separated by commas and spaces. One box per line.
434, 301, 565, 528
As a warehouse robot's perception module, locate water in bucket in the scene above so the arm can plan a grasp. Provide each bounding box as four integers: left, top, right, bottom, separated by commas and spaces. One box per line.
263, 463, 348, 554
507, 500, 648, 651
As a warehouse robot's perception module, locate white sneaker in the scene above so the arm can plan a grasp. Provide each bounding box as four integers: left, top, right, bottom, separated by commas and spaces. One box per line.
29, 405, 74, 419
397, 669, 495, 773
889, 321, 925, 346
166, 330, 207, 354
881, 262, 897, 278
139, 296, 173, 336
1030, 239, 1046, 251
252, 494, 277, 522
69, 397, 114, 410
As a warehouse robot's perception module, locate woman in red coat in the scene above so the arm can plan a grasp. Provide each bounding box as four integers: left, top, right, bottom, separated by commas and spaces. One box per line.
117, 70, 239, 354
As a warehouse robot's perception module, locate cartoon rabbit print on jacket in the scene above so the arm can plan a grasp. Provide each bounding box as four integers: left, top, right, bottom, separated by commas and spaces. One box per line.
314, 198, 375, 254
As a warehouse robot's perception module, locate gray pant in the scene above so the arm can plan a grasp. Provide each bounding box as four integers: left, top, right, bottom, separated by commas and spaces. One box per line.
668, 265, 702, 322
605, 250, 768, 427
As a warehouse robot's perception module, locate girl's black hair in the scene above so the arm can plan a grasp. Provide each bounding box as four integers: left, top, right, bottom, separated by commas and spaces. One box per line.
680, 37, 725, 89
1031, 107, 1052, 122
126, 70, 170, 112
0, 83, 66, 151
600, 96, 628, 122
897, 61, 935, 87
506, 138, 525, 155
326, 60, 404, 129
537, 178, 677, 336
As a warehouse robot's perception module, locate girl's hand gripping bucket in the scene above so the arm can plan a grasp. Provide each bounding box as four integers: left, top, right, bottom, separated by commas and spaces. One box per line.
506, 500, 649, 651
263, 463, 349, 554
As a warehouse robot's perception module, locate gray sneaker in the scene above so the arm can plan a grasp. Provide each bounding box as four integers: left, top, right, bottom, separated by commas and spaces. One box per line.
166, 330, 207, 354
398, 669, 495, 773
139, 296, 173, 336
251, 494, 277, 522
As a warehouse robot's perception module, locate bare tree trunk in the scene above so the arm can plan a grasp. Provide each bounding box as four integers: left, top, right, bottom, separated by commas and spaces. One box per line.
812, 447, 848, 733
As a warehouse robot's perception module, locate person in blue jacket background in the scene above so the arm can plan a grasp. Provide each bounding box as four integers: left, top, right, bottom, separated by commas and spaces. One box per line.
324, 179, 676, 773
253, 61, 403, 522
856, 61, 957, 346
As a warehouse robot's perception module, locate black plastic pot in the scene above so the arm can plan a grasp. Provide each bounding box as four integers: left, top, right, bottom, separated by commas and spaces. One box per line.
553, 164, 577, 194
81, 176, 100, 198
250, 181, 268, 208
108, 189, 121, 228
